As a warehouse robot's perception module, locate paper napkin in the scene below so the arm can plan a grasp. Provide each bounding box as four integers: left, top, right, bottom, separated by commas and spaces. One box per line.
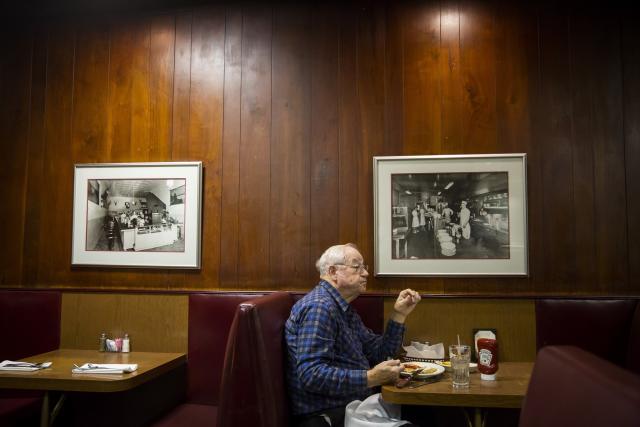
0, 360, 52, 371
72, 363, 138, 374
402, 342, 445, 359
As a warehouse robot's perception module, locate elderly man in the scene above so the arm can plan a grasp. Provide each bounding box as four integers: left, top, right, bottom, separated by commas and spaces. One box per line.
285, 243, 421, 427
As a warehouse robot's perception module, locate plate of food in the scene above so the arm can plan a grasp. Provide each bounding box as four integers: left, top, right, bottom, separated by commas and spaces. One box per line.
435, 361, 478, 372
400, 362, 445, 378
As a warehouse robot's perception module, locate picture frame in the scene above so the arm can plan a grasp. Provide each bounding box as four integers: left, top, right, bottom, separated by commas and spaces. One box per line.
373, 154, 528, 276
72, 162, 203, 269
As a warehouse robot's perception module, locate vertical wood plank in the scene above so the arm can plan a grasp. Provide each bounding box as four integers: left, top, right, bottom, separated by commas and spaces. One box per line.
168, 11, 193, 290
459, 0, 496, 154
569, 11, 601, 292
238, 5, 272, 288
534, 4, 577, 294
22, 30, 48, 286
129, 18, 151, 161
0, 31, 32, 286
441, 1, 465, 155
337, 5, 359, 246
571, 9, 627, 292
39, 26, 76, 286
356, 2, 386, 290
184, 7, 226, 289
68, 20, 111, 288
622, 9, 640, 292
71, 22, 109, 165
171, 11, 192, 161
107, 19, 136, 161
403, 1, 441, 155
270, 3, 311, 290
148, 14, 175, 161
497, 1, 538, 293
220, 6, 243, 288
382, 1, 405, 294
309, 4, 340, 282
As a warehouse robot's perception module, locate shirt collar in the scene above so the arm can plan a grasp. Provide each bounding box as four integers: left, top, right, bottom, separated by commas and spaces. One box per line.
319, 280, 351, 312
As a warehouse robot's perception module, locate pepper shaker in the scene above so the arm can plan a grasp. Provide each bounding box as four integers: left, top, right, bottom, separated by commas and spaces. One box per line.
99, 333, 107, 352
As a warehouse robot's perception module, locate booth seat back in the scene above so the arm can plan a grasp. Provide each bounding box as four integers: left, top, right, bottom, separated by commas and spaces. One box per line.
535, 298, 638, 367
0, 290, 61, 361
187, 293, 263, 405
0, 290, 61, 426
519, 345, 640, 427
626, 303, 640, 375
218, 292, 294, 427
293, 292, 384, 334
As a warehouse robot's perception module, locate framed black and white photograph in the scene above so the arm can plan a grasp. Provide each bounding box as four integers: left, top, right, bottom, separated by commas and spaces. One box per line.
373, 154, 527, 276
72, 162, 202, 269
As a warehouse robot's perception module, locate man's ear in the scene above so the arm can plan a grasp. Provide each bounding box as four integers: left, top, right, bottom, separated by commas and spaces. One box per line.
327, 265, 337, 279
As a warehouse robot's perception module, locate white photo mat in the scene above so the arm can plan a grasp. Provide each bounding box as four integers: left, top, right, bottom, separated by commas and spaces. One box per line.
373, 154, 528, 276
72, 162, 202, 269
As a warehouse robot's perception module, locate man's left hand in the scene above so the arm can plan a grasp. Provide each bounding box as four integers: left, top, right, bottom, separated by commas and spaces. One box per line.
390, 289, 421, 323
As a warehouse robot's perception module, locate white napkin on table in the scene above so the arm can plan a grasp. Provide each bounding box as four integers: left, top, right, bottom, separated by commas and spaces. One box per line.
72, 363, 138, 374
402, 342, 445, 359
0, 360, 52, 371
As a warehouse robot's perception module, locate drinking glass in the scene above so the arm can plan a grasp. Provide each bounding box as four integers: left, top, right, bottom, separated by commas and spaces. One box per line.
449, 344, 471, 388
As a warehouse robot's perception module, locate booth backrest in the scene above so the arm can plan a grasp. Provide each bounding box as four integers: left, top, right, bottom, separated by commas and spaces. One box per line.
519, 345, 640, 427
187, 293, 261, 405
218, 292, 294, 427
535, 299, 638, 367
627, 303, 640, 375
293, 292, 384, 334
0, 290, 61, 361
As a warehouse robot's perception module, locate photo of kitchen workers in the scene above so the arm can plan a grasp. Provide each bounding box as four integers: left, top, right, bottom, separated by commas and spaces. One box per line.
390, 172, 510, 259
86, 179, 186, 253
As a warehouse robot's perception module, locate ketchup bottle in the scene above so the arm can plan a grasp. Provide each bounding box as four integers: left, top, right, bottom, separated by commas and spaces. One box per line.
477, 338, 498, 380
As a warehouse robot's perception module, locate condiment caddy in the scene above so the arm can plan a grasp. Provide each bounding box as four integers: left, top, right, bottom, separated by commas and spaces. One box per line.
99, 332, 131, 353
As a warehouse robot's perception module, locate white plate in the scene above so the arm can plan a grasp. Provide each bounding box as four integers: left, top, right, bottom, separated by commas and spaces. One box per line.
400, 362, 445, 378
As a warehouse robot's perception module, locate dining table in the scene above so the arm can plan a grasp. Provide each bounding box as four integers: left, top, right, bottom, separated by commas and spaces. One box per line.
0, 348, 186, 427
382, 362, 534, 427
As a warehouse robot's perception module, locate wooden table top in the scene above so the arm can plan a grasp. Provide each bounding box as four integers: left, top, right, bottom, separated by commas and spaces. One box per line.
0, 349, 186, 393
382, 362, 533, 409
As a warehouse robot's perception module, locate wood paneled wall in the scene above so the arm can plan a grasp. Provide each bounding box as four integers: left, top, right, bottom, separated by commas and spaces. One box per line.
1, 1, 638, 295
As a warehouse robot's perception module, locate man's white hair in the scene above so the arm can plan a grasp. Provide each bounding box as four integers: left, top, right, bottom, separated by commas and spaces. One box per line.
316, 243, 358, 275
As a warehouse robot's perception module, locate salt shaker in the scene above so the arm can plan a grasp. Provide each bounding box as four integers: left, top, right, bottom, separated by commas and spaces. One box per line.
122, 333, 130, 353
99, 333, 107, 352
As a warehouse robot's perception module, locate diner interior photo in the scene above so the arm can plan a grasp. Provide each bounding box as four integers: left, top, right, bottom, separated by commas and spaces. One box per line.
1, 1, 639, 427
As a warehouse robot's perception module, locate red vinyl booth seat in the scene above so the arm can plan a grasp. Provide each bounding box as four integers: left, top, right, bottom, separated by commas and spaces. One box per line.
152, 293, 260, 427
218, 292, 295, 427
519, 345, 640, 427
535, 298, 639, 371
0, 290, 61, 427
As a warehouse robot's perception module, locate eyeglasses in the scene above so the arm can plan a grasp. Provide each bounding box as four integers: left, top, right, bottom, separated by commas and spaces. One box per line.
334, 263, 369, 273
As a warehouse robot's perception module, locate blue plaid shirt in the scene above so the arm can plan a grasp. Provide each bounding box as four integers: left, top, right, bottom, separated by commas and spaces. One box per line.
285, 280, 405, 416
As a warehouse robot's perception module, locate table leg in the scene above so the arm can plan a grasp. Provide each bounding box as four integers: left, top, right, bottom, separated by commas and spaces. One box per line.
39, 391, 66, 427
473, 407, 483, 427
40, 391, 49, 427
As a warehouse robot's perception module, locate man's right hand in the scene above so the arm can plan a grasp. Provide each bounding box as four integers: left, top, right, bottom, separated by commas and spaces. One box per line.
366, 359, 403, 388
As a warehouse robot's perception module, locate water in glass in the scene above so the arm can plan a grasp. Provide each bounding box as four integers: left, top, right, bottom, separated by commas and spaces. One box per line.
449, 344, 470, 388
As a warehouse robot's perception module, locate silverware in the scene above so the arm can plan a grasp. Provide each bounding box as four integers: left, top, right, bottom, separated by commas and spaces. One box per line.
5, 362, 46, 368
407, 377, 441, 389
396, 367, 425, 388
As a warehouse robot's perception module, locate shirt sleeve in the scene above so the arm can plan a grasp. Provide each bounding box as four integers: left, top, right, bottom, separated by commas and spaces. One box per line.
359, 319, 406, 365
294, 303, 369, 396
